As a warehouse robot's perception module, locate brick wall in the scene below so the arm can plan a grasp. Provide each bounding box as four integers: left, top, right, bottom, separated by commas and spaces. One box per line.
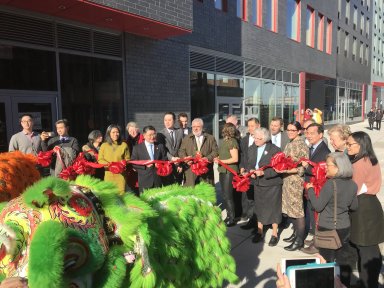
124, 34, 190, 130
89, 0, 193, 30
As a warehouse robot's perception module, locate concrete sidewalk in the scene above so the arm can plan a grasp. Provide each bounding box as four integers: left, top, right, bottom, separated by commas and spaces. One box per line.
221, 120, 384, 288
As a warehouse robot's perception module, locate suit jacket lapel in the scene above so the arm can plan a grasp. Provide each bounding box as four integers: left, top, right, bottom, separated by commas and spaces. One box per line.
310, 141, 324, 160
258, 143, 271, 166
154, 144, 159, 159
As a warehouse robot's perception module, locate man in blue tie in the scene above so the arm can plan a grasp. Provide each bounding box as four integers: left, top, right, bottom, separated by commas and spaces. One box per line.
40, 119, 80, 176
131, 125, 167, 193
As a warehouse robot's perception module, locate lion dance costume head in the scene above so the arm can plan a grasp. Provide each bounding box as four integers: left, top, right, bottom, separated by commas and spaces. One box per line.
0, 152, 238, 288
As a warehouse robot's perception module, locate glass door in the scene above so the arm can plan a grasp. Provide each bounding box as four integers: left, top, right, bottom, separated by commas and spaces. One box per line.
216, 97, 243, 141
0, 92, 58, 152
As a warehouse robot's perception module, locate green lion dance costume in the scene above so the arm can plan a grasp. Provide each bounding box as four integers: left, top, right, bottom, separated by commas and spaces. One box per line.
0, 153, 238, 288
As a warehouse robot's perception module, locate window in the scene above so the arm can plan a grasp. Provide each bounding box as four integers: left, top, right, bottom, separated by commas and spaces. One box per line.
337, 27, 341, 54
375, 11, 378, 29
344, 31, 349, 57
252, 0, 262, 27
373, 56, 376, 74
266, 0, 278, 32
317, 13, 324, 51
353, 6, 358, 30
379, 37, 381, 55
374, 34, 377, 51
361, 12, 364, 35
346, 0, 350, 24
306, 6, 315, 47
237, 0, 248, 21
338, 0, 342, 19
352, 37, 357, 61
359, 41, 364, 63
215, 0, 228, 12
366, 17, 370, 37
365, 44, 369, 65
326, 19, 333, 54
287, 0, 301, 41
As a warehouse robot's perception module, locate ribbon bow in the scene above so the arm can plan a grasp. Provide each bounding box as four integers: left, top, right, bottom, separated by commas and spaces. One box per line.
155, 162, 173, 177
108, 160, 127, 174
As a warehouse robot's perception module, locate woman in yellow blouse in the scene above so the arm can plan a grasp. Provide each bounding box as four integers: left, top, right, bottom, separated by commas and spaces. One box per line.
98, 125, 130, 194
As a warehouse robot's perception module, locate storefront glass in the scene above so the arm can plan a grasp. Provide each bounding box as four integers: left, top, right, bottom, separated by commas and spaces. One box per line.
60, 53, 124, 143
190, 71, 215, 134
0, 45, 57, 90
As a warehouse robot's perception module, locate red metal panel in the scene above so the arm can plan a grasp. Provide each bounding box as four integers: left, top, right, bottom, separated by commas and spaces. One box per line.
299, 71, 306, 123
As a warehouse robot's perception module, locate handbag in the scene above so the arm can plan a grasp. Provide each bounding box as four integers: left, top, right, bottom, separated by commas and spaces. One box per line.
314, 180, 342, 249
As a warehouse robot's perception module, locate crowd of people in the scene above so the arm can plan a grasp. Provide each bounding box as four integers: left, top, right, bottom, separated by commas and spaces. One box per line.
7, 111, 384, 288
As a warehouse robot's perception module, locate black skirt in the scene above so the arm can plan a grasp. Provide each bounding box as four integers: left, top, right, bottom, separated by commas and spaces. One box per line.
350, 194, 384, 246
254, 185, 282, 225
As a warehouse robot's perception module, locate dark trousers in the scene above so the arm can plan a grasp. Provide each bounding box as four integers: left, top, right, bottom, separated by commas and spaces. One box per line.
376, 120, 382, 130
369, 120, 374, 130
304, 198, 316, 238
241, 184, 255, 219
219, 173, 235, 221
318, 227, 353, 287
356, 244, 382, 288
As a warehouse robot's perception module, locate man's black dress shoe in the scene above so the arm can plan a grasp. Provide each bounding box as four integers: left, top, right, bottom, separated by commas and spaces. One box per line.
240, 220, 255, 230
268, 235, 279, 247
225, 220, 236, 227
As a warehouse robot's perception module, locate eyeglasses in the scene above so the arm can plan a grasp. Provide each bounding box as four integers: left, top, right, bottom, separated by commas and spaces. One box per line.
346, 142, 359, 147
286, 129, 298, 132
21, 120, 32, 123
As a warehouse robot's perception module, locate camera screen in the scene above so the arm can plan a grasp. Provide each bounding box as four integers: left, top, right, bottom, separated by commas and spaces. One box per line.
285, 259, 317, 269
295, 267, 334, 288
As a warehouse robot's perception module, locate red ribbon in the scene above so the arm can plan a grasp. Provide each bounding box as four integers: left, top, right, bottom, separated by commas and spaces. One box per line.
108, 160, 127, 174
37, 150, 55, 167
303, 161, 327, 226
155, 162, 173, 177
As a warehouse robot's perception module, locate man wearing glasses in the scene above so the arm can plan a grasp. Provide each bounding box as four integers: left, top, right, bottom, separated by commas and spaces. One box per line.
9, 114, 41, 156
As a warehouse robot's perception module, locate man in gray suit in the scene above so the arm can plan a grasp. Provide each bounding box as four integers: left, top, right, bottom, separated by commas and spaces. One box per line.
157, 112, 184, 185
269, 117, 289, 151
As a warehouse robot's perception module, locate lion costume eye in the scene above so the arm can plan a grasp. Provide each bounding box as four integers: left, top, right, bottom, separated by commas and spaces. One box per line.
64, 238, 89, 272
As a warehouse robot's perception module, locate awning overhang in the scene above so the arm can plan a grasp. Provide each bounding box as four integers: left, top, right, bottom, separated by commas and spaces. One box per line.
0, 0, 192, 39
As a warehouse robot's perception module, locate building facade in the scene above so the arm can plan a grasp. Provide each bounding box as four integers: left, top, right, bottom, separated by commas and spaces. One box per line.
0, 0, 374, 151
369, 0, 384, 108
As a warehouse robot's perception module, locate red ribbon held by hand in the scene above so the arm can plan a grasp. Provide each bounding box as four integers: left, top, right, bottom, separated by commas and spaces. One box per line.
232, 175, 250, 193
108, 160, 127, 174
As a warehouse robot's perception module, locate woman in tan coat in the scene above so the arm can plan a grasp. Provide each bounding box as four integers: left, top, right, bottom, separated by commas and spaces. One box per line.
98, 125, 130, 194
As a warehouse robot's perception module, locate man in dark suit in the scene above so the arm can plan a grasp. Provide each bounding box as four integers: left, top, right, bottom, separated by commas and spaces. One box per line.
131, 125, 167, 193
157, 112, 184, 185
239, 118, 260, 229
40, 119, 80, 176
269, 117, 289, 151
178, 112, 191, 137
178, 118, 218, 187
301, 123, 331, 254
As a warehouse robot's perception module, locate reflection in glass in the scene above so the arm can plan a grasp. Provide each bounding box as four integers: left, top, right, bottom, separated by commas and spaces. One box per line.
0, 103, 7, 152
216, 75, 243, 97
0, 45, 57, 91
190, 72, 215, 134
17, 103, 53, 133
60, 53, 124, 143
324, 84, 337, 122
244, 78, 261, 123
